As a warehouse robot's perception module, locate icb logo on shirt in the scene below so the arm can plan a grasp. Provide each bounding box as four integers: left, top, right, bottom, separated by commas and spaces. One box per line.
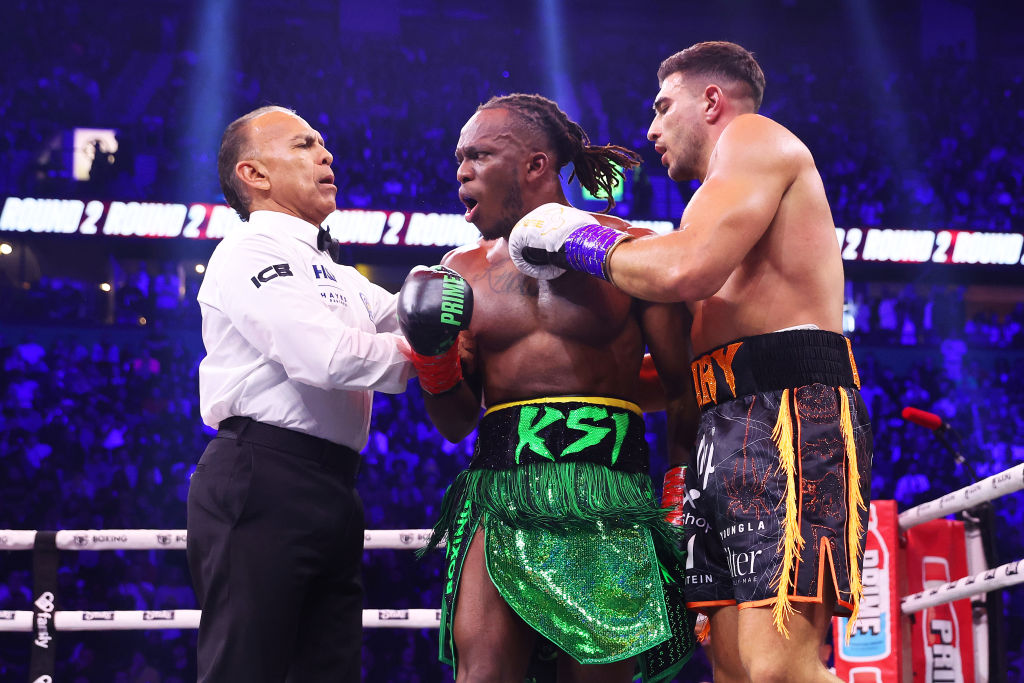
251, 264, 293, 288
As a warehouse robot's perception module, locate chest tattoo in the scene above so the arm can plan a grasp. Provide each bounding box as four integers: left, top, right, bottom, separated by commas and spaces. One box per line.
479, 262, 538, 297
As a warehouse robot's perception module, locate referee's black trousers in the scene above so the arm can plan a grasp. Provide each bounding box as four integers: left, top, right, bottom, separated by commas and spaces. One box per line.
187, 419, 364, 682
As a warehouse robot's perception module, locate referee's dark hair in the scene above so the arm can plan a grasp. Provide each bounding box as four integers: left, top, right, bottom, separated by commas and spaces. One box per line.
218, 105, 295, 222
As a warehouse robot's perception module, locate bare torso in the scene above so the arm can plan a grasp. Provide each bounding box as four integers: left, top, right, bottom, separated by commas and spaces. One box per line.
688, 117, 844, 354
445, 215, 647, 407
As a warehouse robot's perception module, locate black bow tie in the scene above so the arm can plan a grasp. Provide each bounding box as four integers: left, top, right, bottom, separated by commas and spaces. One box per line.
316, 225, 331, 252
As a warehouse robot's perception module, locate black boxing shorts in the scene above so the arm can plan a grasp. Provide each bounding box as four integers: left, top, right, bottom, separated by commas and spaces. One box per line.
680, 329, 872, 634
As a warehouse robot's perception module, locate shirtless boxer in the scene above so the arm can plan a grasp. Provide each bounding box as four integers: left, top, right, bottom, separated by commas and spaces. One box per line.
399, 93, 698, 682
508, 43, 873, 683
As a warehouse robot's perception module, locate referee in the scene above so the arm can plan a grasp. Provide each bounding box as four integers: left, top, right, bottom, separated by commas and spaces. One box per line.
187, 106, 414, 682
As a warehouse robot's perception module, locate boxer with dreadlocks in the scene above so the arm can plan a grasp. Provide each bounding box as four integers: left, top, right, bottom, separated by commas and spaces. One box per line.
398, 93, 699, 682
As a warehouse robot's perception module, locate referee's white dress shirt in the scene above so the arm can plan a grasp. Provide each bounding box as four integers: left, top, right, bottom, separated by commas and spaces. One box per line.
198, 210, 413, 451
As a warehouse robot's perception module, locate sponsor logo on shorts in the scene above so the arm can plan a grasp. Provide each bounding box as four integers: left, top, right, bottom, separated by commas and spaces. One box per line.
718, 520, 767, 541
445, 499, 474, 595
0, 611, 16, 620
684, 573, 716, 586
696, 431, 716, 490
514, 405, 631, 464
691, 342, 742, 408
683, 512, 709, 532
726, 548, 764, 582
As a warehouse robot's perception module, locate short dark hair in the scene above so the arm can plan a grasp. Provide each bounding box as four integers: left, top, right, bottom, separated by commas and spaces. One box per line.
478, 93, 641, 212
217, 105, 295, 222
657, 41, 765, 112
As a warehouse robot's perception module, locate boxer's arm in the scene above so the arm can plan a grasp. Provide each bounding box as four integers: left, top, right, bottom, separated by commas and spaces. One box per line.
607, 115, 801, 302
637, 300, 697, 469
636, 353, 666, 413
411, 253, 485, 443
639, 299, 696, 526
421, 333, 484, 442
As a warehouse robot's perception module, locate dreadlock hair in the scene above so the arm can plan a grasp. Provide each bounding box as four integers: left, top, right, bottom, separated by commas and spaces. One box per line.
478, 93, 641, 212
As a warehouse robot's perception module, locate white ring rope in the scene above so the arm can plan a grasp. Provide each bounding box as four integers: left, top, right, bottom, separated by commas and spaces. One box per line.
898, 462, 1024, 530
3, 464, 1023, 638
0, 609, 442, 632
901, 558, 1024, 614
0, 529, 439, 552
0, 529, 444, 634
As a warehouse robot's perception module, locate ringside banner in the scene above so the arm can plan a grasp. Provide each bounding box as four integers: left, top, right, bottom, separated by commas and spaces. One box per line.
905, 520, 974, 683
834, 501, 905, 682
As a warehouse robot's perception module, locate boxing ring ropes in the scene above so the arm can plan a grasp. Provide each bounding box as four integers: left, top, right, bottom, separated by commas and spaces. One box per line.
1, 462, 1022, 681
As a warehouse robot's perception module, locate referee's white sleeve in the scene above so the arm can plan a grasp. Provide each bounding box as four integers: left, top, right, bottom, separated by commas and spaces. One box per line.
215, 235, 412, 394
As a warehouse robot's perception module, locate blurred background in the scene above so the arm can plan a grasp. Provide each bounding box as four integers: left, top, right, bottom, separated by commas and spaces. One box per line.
1, 0, 1022, 680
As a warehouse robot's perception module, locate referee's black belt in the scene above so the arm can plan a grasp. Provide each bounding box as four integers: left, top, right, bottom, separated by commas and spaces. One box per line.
217, 416, 361, 483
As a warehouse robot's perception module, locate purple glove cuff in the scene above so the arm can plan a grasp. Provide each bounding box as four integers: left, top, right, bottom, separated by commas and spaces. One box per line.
563, 223, 627, 280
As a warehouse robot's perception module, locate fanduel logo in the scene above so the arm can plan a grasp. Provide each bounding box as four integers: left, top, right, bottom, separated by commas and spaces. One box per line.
34, 592, 54, 613
33, 591, 55, 648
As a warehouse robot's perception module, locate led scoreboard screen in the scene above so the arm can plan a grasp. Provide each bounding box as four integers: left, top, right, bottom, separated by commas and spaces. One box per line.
2, 196, 1024, 272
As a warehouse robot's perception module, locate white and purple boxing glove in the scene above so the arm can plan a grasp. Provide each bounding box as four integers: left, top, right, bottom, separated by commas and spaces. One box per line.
508, 203, 631, 281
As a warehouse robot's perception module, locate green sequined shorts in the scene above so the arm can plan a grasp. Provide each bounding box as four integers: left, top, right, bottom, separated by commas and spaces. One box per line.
424, 397, 694, 682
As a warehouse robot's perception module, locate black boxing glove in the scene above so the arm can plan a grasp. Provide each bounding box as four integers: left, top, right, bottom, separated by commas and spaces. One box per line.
397, 265, 474, 394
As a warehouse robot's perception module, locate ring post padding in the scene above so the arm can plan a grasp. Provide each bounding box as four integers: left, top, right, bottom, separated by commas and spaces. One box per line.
29, 531, 59, 682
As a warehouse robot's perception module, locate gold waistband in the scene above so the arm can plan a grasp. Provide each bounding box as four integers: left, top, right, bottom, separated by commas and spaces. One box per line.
483, 395, 642, 418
